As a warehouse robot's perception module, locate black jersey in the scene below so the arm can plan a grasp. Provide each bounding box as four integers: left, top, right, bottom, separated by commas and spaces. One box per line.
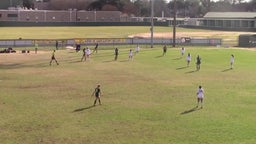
95, 88, 101, 97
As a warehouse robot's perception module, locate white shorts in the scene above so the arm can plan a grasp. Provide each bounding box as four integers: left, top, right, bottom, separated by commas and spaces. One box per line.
197, 95, 204, 99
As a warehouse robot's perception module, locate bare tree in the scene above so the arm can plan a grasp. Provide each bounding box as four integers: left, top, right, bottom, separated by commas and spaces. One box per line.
102, 4, 118, 11
122, 2, 138, 16
49, 0, 92, 10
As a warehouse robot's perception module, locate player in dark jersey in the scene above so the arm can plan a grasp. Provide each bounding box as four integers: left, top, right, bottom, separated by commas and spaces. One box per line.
163, 45, 167, 56
92, 43, 99, 54
92, 84, 102, 106
81, 48, 86, 61
114, 47, 119, 61
196, 55, 201, 71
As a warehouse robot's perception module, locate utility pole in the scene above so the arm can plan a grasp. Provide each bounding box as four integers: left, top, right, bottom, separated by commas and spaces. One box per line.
173, 0, 177, 47
150, 0, 154, 48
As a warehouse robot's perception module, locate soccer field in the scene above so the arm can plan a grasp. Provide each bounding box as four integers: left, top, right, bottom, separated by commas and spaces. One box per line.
0, 46, 256, 144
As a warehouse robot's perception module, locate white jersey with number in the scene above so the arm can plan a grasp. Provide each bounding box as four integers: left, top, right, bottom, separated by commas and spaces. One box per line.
197, 88, 204, 98
181, 48, 185, 55
86, 48, 91, 55
187, 55, 191, 61
230, 56, 234, 64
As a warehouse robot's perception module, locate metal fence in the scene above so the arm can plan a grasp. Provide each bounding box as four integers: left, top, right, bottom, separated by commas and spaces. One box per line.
0, 38, 222, 48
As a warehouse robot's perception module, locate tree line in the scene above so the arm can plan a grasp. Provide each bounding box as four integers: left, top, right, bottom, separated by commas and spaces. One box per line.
2, 0, 256, 18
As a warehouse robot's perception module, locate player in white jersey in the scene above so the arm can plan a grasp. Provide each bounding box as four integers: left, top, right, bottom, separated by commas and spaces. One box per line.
129, 49, 133, 61
86, 47, 91, 61
186, 53, 191, 67
181, 47, 185, 57
230, 54, 234, 69
196, 85, 204, 108
135, 44, 140, 54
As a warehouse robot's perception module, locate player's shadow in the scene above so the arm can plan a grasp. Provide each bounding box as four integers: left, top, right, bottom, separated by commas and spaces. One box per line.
103, 60, 115, 63
173, 57, 182, 60
0, 62, 49, 69
222, 68, 232, 72
155, 55, 164, 58
69, 60, 83, 63
119, 60, 130, 62
72, 105, 95, 112
185, 70, 197, 74
176, 66, 188, 70
180, 106, 201, 115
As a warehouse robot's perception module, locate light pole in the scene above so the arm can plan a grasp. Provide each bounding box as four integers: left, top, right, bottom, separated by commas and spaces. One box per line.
94, 10, 96, 22
150, 0, 154, 48
173, 0, 177, 47
184, 0, 186, 17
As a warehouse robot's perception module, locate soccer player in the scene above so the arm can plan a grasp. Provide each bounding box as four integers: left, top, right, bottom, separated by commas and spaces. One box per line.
129, 49, 133, 61
196, 85, 204, 108
86, 47, 91, 61
135, 44, 140, 54
81, 48, 86, 62
92, 84, 102, 106
49, 50, 59, 66
196, 55, 201, 71
186, 53, 191, 67
163, 45, 167, 56
114, 47, 119, 61
35, 43, 38, 54
230, 54, 235, 69
181, 47, 185, 57
92, 43, 99, 54
55, 40, 59, 50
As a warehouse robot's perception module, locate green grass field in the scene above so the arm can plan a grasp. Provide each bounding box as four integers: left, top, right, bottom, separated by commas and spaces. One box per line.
1, 26, 254, 47
0, 26, 207, 39
0, 26, 252, 41
0, 45, 256, 144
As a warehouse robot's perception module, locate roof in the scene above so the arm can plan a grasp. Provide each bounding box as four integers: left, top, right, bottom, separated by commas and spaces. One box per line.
204, 12, 256, 19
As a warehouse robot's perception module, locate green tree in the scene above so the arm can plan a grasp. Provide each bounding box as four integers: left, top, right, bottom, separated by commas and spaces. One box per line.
23, 0, 34, 9
87, 0, 128, 11
133, 0, 150, 16
248, 0, 256, 11
200, 0, 211, 15
0, 0, 21, 9
153, 0, 169, 17
211, 0, 232, 12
